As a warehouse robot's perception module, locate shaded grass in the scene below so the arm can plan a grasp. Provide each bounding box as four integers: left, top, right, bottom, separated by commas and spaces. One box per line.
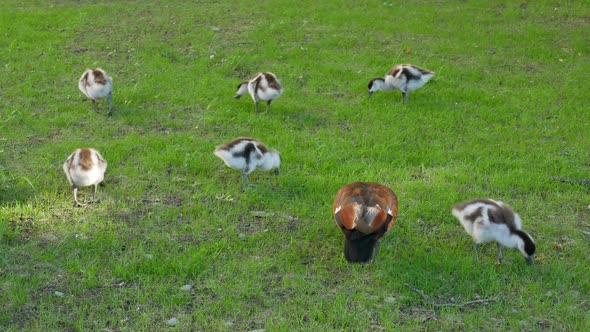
1, 0, 589, 331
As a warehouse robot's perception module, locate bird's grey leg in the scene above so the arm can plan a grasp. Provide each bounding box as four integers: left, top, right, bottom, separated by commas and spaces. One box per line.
73, 186, 86, 207
92, 184, 100, 203
370, 241, 381, 264
402, 91, 409, 103
92, 99, 98, 112
496, 243, 504, 263
473, 243, 481, 260
473, 243, 481, 252
107, 91, 113, 116
265, 100, 271, 113
254, 100, 259, 113
241, 172, 249, 191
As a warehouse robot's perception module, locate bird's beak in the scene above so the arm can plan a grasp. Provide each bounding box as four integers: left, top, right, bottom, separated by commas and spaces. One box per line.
368, 91, 373, 98
526, 256, 534, 265
233, 95, 240, 99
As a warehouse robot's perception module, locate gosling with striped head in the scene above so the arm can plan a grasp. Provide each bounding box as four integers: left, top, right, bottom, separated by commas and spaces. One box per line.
333, 182, 399, 264
452, 199, 536, 264
368, 64, 434, 103
214, 137, 280, 190
79, 68, 113, 116
63, 148, 108, 207
234, 72, 284, 113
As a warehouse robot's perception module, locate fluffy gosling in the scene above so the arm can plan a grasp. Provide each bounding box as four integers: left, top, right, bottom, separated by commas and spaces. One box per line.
368, 64, 434, 103
234, 72, 283, 113
214, 137, 280, 190
79, 68, 113, 116
333, 182, 399, 264
452, 199, 536, 264
63, 148, 107, 207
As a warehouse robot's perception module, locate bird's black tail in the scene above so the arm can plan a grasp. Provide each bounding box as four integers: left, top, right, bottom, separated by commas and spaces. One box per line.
344, 233, 378, 263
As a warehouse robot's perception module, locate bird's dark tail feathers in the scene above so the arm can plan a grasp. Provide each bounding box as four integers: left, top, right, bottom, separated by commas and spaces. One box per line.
344, 233, 379, 263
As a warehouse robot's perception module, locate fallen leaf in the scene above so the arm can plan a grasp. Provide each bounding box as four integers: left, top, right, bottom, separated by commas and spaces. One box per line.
166, 318, 177, 326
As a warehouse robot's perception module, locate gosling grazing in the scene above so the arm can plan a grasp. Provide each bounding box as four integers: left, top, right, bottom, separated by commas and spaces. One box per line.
214, 137, 280, 190
452, 199, 536, 264
332, 182, 399, 264
63, 148, 108, 207
368, 64, 434, 103
79, 68, 113, 116
234, 72, 283, 113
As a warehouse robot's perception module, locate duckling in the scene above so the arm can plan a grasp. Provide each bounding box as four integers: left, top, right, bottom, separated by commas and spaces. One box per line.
333, 182, 399, 263
452, 199, 536, 264
214, 137, 280, 190
79, 68, 113, 116
234, 72, 283, 113
368, 64, 434, 103
63, 148, 108, 207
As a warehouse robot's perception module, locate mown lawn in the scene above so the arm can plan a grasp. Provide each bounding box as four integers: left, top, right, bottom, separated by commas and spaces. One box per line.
1, 0, 589, 331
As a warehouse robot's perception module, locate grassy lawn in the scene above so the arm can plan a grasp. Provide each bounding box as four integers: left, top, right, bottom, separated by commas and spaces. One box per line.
1, 0, 589, 330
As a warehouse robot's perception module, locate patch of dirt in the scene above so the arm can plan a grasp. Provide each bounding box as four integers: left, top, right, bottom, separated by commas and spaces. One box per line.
239, 210, 302, 235
4, 215, 37, 244
400, 305, 438, 323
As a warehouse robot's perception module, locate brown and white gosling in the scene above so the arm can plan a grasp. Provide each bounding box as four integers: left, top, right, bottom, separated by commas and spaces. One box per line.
79, 68, 113, 116
234, 72, 283, 113
63, 148, 107, 207
214, 137, 280, 190
368, 64, 434, 103
452, 199, 536, 264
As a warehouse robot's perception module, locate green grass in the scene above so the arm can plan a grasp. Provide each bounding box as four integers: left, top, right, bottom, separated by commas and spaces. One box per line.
1, 0, 589, 330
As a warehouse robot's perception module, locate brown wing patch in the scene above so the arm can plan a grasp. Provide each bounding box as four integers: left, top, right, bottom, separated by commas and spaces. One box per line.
369, 208, 388, 229
256, 142, 268, 154
93, 69, 107, 85
488, 203, 517, 230
464, 206, 484, 223
79, 148, 94, 170
499, 204, 517, 229
335, 182, 397, 210
368, 184, 398, 233
368, 183, 398, 212
351, 186, 363, 197
66, 154, 75, 171
263, 72, 281, 90
335, 204, 358, 230
387, 67, 402, 78
333, 182, 399, 234
252, 74, 263, 93
82, 72, 90, 86
372, 210, 395, 240
412, 65, 434, 75
215, 137, 255, 151
453, 199, 499, 212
